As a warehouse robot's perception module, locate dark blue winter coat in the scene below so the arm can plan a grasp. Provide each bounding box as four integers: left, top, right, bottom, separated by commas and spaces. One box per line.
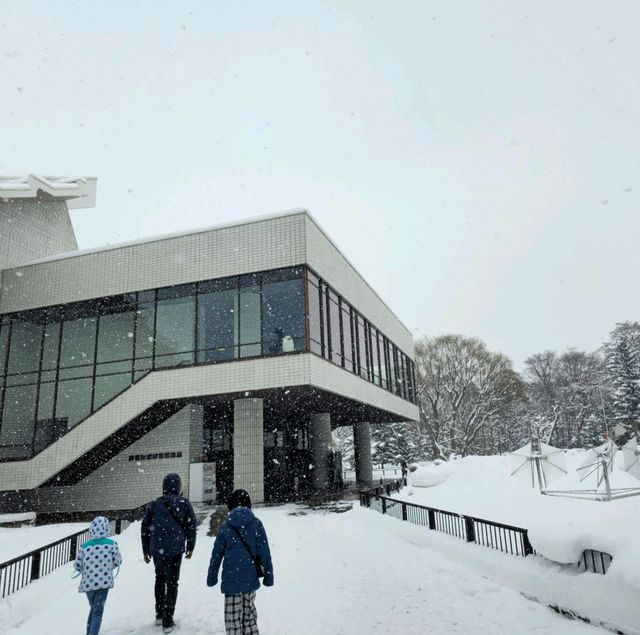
207, 506, 274, 595
141, 473, 197, 559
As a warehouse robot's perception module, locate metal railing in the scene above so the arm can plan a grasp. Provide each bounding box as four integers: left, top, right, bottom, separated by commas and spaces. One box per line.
360, 482, 534, 558
0, 519, 127, 598
580, 548, 613, 575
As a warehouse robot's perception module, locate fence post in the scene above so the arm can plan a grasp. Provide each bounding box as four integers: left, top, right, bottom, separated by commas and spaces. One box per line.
464, 516, 475, 543
69, 535, 78, 561
382, 498, 387, 514
115, 519, 122, 535
30, 552, 41, 581
402, 503, 407, 521
385, 483, 391, 496
427, 508, 435, 530
523, 531, 534, 556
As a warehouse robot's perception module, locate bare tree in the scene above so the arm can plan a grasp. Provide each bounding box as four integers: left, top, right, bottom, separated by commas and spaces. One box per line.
414, 335, 526, 459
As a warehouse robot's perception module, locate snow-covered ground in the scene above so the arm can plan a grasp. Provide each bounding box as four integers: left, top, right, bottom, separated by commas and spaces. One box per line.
0, 503, 610, 635
0, 522, 86, 562
398, 452, 640, 632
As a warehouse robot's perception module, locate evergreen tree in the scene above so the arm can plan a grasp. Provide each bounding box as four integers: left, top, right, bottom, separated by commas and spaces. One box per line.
605, 322, 640, 439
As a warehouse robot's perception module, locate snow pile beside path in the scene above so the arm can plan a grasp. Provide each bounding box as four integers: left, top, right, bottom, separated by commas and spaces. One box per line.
399, 452, 640, 591
410, 459, 454, 487
0, 522, 86, 562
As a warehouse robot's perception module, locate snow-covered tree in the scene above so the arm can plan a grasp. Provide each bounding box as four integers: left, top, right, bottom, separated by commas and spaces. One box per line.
414, 335, 526, 459
371, 421, 423, 465
605, 322, 640, 439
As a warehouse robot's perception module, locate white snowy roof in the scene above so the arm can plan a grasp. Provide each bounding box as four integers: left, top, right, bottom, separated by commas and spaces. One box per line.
0, 175, 97, 209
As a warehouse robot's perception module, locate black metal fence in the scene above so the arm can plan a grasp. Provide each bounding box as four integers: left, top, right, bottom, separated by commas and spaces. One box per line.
0, 519, 127, 599
580, 548, 613, 575
360, 482, 534, 558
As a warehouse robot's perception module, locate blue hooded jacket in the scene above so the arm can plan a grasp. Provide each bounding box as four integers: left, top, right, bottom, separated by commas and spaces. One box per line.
141, 473, 197, 559
207, 506, 274, 594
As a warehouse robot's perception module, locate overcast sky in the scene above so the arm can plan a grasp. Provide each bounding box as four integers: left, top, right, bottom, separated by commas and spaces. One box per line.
1, 1, 638, 370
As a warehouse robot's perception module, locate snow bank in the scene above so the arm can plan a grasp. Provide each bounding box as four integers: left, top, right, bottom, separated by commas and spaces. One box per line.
397, 452, 640, 602
0, 522, 86, 562
409, 459, 453, 487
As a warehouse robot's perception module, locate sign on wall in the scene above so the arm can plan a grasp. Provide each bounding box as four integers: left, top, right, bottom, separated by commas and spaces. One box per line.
189, 462, 216, 503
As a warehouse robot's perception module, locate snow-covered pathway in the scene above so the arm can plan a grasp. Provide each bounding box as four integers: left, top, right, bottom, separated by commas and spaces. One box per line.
3, 504, 604, 634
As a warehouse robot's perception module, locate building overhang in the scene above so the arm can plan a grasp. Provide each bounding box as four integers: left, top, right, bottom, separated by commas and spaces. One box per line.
0, 175, 97, 209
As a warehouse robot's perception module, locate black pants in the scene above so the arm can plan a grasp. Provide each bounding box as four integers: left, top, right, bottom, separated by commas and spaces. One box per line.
154, 554, 183, 625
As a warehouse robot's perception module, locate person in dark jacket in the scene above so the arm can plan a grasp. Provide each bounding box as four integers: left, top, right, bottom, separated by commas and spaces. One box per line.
141, 473, 197, 634
207, 489, 273, 635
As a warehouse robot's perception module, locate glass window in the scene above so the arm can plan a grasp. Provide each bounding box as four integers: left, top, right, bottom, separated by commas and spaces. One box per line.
60, 317, 97, 369
357, 315, 368, 379
378, 333, 388, 389
36, 381, 55, 422
387, 340, 397, 394
155, 294, 195, 367
198, 286, 238, 362
135, 302, 155, 367
6, 320, 43, 376
94, 373, 132, 410
307, 278, 322, 356
321, 285, 330, 359
0, 383, 37, 446
97, 311, 135, 364
239, 286, 261, 358
328, 292, 342, 366
342, 305, 353, 372
370, 326, 380, 385
262, 275, 305, 355
41, 322, 61, 371
55, 377, 92, 429
0, 324, 10, 374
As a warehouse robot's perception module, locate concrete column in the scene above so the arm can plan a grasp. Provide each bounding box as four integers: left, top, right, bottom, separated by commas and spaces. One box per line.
309, 413, 332, 492
353, 422, 373, 488
233, 398, 264, 504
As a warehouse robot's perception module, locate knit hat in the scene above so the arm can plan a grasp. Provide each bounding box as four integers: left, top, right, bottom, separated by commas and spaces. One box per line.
227, 489, 252, 510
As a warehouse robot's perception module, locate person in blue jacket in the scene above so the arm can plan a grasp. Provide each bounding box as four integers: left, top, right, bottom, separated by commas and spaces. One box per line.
74, 516, 122, 635
141, 473, 197, 634
207, 489, 274, 635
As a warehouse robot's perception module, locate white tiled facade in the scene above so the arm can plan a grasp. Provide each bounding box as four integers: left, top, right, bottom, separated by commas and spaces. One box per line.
0, 198, 77, 270
0, 207, 418, 513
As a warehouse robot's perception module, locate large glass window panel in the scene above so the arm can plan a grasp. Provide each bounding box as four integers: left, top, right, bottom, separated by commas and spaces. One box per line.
135, 302, 155, 366
1, 383, 37, 446
41, 322, 60, 371
307, 280, 322, 356
93, 373, 132, 410
6, 371, 39, 387
262, 277, 304, 355
342, 306, 353, 372
357, 315, 368, 379
387, 341, 397, 394
97, 311, 135, 364
328, 292, 342, 366
378, 333, 388, 389
321, 285, 330, 359
155, 294, 195, 368
0, 324, 9, 374
239, 287, 261, 358
6, 320, 43, 376
55, 378, 92, 429
370, 327, 381, 385
37, 381, 55, 422
60, 318, 97, 369
197, 287, 238, 363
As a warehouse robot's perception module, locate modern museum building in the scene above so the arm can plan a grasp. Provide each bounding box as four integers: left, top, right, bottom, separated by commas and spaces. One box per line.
0, 176, 418, 516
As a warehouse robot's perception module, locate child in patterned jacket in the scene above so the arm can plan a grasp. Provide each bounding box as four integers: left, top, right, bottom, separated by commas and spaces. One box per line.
74, 516, 123, 635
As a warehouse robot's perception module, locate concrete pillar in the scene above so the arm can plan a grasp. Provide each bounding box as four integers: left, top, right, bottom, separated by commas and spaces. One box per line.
353, 422, 373, 488
309, 413, 332, 492
233, 398, 264, 504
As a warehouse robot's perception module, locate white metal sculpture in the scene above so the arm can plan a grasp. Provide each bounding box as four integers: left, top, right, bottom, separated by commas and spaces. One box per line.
510, 437, 567, 491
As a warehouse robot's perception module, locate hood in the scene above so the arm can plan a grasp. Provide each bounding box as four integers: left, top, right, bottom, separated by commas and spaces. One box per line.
227, 506, 255, 528
163, 473, 181, 496
89, 516, 111, 540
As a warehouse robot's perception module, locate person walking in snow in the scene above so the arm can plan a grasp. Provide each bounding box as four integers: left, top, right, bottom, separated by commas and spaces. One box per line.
207, 488, 274, 635
141, 472, 197, 634
74, 516, 122, 635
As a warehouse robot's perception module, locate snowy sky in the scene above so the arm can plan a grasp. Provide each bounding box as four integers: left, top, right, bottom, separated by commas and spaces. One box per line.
1, 0, 639, 370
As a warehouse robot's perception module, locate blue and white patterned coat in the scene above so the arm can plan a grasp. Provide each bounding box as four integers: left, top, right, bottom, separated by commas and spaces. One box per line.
74, 516, 122, 593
